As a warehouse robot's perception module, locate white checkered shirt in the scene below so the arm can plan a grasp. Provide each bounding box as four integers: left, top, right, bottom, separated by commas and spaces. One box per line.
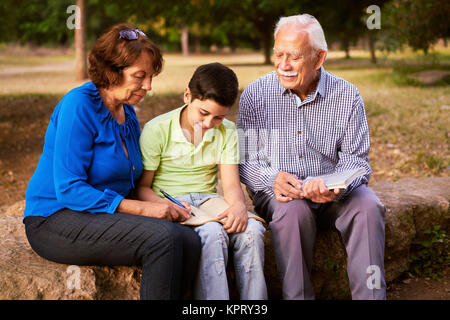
237, 67, 371, 200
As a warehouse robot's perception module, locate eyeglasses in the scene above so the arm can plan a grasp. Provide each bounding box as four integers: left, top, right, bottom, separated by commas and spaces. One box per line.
119, 29, 147, 40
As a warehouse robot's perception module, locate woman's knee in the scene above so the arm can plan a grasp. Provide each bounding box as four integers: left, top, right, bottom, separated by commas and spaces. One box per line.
176, 224, 202, 254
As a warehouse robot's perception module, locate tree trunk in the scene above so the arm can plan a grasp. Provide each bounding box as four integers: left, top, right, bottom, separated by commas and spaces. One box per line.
368, 32, 377, 64
344, 44, 350, 59
75, 0, 87, 80
194, 36, 201, 54
181, 26, 189, 56
260, 29, 272, 65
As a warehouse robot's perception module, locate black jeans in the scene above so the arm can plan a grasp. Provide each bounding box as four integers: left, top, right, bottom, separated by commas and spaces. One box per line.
24, 209, 201, 300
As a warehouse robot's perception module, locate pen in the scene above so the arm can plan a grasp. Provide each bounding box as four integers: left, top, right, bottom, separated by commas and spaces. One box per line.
160, 189, 195, 216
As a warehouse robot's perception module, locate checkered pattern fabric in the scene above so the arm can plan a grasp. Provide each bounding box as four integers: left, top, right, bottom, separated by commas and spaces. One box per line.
237, 67, 372, 199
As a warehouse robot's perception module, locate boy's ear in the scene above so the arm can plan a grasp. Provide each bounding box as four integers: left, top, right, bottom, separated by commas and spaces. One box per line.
183, 87, 192, 104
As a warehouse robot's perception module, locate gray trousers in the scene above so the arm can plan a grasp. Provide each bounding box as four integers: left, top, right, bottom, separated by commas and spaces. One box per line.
249, 184, 386, 300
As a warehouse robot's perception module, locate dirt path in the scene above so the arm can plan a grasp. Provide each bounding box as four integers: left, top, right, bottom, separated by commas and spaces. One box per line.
0, 60, 75, 75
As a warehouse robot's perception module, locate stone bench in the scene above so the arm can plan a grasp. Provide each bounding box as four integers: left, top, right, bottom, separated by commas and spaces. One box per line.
0, 177, 448, 299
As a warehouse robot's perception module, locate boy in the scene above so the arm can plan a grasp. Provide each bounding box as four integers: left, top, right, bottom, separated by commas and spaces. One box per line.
137, 63, 267, 299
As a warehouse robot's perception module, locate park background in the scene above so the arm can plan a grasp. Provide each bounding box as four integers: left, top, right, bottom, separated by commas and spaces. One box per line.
0, 0, 448, 299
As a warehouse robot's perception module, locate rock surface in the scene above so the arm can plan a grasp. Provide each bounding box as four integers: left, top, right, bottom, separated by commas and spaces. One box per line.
0, 177, 448, 300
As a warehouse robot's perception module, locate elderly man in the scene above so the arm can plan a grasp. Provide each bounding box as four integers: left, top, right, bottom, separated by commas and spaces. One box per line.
237, 14, 386, 300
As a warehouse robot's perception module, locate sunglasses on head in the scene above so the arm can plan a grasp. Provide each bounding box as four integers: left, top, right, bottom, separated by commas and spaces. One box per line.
119, 28, 147, 40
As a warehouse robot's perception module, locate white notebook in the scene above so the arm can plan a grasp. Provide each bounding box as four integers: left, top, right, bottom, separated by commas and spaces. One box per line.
180, 197, 266, 227
303, 167, 367, 190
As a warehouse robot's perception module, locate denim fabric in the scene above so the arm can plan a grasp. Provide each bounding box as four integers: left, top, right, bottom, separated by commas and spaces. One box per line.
175, 193, 267, 300
24, 209, 201, 300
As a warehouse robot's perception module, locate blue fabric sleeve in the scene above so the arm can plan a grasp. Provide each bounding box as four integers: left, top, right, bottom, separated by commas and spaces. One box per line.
52, 94, 124, 214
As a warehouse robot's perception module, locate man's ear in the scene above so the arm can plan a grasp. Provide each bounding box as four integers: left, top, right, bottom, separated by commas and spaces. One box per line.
183, 87, 192, 104
314, 50, 327, 70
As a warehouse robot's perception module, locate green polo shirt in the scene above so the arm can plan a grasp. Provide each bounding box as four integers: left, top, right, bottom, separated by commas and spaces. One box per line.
139, 105, 239, 198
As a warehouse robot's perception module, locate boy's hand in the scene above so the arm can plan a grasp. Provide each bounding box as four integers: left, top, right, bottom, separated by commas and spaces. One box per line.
217, 202, 248, 233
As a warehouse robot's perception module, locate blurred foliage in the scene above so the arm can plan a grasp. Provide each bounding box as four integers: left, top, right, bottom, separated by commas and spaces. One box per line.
0, 0, 448, 60
380, 0, 450, 54
409, 225, 449, 281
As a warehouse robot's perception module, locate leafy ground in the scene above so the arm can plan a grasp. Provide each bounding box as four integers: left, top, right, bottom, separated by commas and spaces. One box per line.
0, 47, 448, 299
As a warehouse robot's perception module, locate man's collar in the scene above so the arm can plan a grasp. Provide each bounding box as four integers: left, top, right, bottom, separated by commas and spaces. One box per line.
316, 66, 327, 97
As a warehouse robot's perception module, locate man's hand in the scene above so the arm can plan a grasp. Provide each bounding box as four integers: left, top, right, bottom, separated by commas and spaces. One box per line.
273, 171, 304, 202
302, 178, 342, 203
217, 202, 248, 233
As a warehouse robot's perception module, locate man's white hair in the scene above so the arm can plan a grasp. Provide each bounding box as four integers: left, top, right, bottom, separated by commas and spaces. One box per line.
274, 14, 328, 53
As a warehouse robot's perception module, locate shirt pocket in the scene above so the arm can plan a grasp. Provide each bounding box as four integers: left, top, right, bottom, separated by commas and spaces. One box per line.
305, 125, 344, 159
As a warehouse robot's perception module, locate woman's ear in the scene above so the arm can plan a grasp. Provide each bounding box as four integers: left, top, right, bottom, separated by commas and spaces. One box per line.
183, 87, 192, 105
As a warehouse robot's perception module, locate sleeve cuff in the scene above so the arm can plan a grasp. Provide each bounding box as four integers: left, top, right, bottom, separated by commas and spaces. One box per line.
104, 189, 125, 214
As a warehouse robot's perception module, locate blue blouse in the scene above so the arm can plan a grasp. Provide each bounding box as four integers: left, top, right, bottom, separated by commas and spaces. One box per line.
24, 81, 143, 218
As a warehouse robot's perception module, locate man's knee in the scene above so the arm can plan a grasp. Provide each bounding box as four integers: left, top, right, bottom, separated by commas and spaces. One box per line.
271, 199, 315, 225
348, 186, 386, 221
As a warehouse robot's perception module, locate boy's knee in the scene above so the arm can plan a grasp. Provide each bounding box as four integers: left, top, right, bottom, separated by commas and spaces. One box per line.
233, 220, 265, 250
195, 222, 228, 248
244, 219, 266, 239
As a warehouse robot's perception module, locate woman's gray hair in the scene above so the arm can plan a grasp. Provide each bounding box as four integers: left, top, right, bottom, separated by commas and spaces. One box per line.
274, 14, 328, 53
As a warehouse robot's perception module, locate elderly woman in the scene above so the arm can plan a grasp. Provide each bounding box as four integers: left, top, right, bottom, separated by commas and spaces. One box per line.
23, 24, 201, 300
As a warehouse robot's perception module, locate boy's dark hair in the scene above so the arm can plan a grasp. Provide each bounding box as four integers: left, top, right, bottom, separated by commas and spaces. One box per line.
188, 62, 238, 107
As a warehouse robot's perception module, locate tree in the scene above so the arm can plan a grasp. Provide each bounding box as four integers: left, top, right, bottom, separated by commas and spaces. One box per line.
312, 0, 373, 59
380, 0, 450, 54
75, 0, 87, 80
207, 0, 304, 64
0, 0, 74, 46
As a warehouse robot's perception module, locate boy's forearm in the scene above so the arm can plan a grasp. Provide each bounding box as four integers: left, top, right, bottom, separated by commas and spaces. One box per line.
223, 187, 246, 207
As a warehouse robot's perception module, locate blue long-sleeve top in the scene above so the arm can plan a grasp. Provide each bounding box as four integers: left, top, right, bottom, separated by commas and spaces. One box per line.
24, 81, 143, 218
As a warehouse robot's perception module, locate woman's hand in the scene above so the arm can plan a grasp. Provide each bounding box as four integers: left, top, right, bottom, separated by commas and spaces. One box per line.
216, 202, 248, 233
117, 198, 191, 222
141, 200, 192, 222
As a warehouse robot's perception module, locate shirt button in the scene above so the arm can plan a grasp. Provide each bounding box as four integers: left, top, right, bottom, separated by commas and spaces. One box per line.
298, 130, 302, 134
299, 154, 303, 159
132, 166, 135, 171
